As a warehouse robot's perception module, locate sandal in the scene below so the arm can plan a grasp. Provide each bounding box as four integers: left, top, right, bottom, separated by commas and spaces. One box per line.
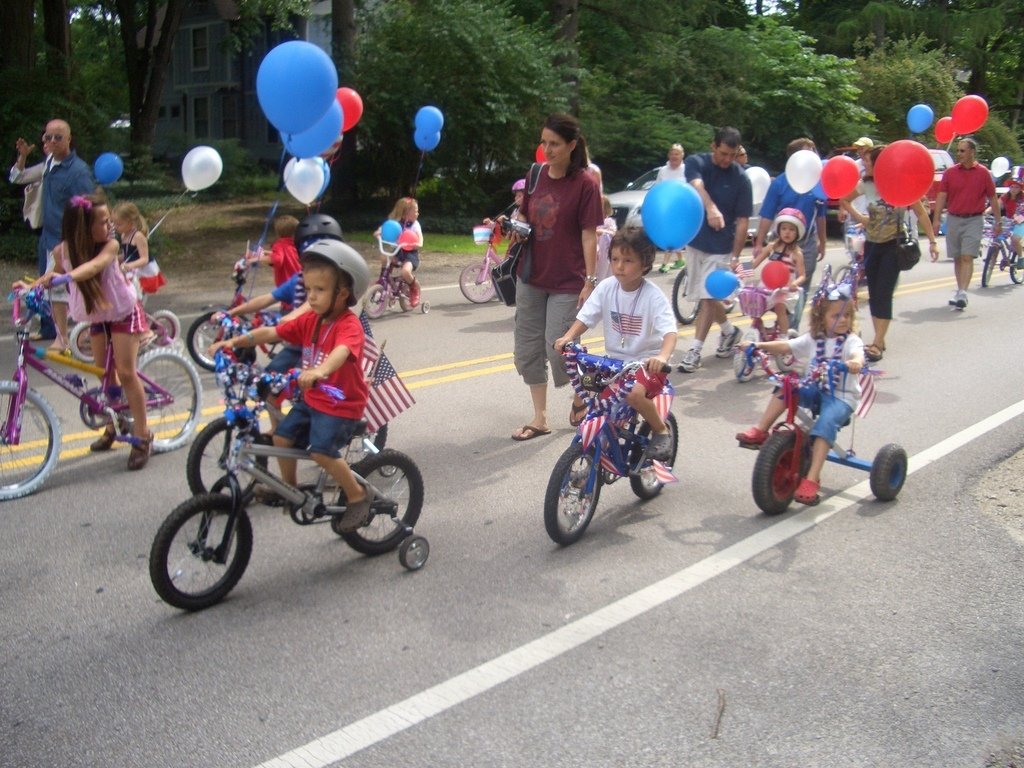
569, 400, 588, 427
864, 344, 884, 363
126, 431, 153, 471
794, 478, 820, 505
90, 424, 117, 452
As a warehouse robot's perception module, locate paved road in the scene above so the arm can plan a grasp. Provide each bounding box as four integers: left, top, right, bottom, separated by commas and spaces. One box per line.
1, 247, 1022, 768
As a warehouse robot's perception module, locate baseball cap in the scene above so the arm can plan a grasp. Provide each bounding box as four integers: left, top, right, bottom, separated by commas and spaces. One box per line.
852, 137, 874, 149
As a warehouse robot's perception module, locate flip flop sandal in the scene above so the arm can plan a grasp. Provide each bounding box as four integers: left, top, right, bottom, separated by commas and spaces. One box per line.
569, 402, 588, 427
511, 425, 552, 441
865, 344, 884, 362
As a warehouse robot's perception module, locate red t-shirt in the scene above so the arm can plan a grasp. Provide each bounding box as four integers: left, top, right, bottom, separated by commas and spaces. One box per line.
521, 167, 604, 293
270, 237, 301, 287
939, 164, 995, 216
1001, 191, 1022, 219
275, 309, 368, 420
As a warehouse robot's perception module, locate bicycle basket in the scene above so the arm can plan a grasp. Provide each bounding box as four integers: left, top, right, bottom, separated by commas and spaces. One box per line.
738, 286, 769, 318
472, 225, 491, 245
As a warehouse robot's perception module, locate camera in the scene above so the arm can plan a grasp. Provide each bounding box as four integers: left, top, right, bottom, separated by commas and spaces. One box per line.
500, 218, 532, 239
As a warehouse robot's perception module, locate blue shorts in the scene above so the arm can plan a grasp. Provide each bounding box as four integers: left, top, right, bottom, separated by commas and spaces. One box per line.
393, 249, 420, 271
274, 399, 359, 459
796, 388, 853, 445
265, 344, 301, 375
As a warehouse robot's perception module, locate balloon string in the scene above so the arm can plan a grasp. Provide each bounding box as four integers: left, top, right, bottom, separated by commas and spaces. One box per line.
147, 190, 192, 237
413, 151, 426, 197
247, 199, 280, 301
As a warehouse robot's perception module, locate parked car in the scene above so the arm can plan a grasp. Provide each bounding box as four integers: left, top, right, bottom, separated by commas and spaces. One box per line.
606, 167, 760, 239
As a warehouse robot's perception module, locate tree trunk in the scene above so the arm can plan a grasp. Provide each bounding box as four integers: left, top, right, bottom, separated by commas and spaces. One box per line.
0, 0, 35, 72
41, 0, 71, 79
331, 0, 359, 207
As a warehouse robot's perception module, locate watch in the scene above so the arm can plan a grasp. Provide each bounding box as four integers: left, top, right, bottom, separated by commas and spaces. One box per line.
585, 275, 599, 286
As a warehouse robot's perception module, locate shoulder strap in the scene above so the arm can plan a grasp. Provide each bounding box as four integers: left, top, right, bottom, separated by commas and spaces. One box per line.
527, 162, 545, 195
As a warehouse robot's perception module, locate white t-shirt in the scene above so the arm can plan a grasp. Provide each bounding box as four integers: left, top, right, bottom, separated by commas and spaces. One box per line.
576, 277, 676, 361
657, 163, 686, 182
786, 333, 864, 410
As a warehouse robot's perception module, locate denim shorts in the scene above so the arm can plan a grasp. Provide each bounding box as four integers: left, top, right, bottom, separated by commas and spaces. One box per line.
797, 388, 854, 445
264, 344, 301, 375
274, 399, 358, 459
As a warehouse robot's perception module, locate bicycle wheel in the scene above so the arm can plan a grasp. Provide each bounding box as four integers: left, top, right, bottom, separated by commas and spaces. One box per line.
69, 322, 93, 363
186, 417, 270, 500
1011, 251, 1024, 285
138, 349, 202, 453
671, 267, 698, 325
149, 493, 253, 611
460, 262, 496, 303
0, 381, 62, 501
149, 309, 181, 343
981, 243, 999, 287
751, 430, 809, 515
364, 285, 387, 319
347, 423, 389, 474
185, 311, 224, 371
733, 330, 760, 382
869, 443, 908, 501
629, 413, 679, 500
335, 449, 424, 555
544, 444, 602, 545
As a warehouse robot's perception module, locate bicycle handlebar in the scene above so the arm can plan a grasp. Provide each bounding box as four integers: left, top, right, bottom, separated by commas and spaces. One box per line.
560, 343, 670, 420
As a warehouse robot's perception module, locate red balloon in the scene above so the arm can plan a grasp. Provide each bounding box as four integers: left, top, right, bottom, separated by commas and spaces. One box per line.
761, 260, 790, 290
819, 155, 860, 199
951, 94, 988, 135
398, 229, 419, 251
873, 140, 933, 207
934, 116, 955, 145
535, 144, 546, 163
336, 87, 363, 133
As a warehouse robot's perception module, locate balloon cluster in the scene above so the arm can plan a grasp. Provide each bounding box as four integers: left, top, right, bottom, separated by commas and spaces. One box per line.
283, 157, 331, 205
257, 41, 338, 146
929, 95, 989, 145
414, 106, 444, 152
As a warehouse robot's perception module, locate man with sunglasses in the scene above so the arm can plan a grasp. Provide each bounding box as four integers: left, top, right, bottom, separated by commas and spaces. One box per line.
9, 119, 94, 342
932, 137, 999, 310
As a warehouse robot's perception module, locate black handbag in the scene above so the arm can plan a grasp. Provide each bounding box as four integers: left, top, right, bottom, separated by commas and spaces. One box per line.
896, 215, 921, 271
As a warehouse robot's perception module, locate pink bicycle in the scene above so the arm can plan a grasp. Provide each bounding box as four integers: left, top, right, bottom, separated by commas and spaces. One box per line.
365, 237, 430, 318
459, 223, 504, 303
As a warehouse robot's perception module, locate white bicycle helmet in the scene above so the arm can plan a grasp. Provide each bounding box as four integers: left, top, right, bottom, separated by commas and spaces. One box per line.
773, 207, 807, 241
300, 239, 370, 307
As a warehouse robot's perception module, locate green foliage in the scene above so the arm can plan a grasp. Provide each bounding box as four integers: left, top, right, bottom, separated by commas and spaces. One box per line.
353, 0, 567, 215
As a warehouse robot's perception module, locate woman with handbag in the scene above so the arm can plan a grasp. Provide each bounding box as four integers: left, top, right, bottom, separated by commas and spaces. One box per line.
509, 113, 604, 441
839, 145, 939, 362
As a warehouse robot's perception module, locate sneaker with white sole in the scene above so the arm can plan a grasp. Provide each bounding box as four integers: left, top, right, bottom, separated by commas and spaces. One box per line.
677, 348, 701, 373
948, 290, 960, 307
716, 326, 742, 358
955, 290, 967, 309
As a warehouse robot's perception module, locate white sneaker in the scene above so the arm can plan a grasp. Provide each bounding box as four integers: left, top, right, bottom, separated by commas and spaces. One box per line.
955, 290, 967, 309
716, 326, 742, 358
948, 290, 960, 307
677, 348, 701, 373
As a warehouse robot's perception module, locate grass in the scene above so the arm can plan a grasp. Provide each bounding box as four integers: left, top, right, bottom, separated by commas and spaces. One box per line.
346, 230, 483, 256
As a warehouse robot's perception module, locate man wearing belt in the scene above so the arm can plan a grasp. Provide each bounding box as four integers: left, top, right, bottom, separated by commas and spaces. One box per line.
932, 137, 999, 310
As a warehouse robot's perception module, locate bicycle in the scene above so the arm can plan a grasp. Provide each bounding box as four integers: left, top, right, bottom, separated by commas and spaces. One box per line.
459, 222, 504, 303
1, 280, 202, 500
365, 237, 430, 318
543, 343, 678, 546
981, 218, 1024, 287
736, 346, 906, 515
69, 301, 181, 363
833, 221, 868, 289
149, 353, 427, 611
186, 256, 281, 370
732, 283, 800, 382
670, 262, 737, 325
185, 350, 388, 504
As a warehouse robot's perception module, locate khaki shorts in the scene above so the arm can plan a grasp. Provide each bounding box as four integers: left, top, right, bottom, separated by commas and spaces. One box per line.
945, 215, 983, 259
684, 247, 732, 302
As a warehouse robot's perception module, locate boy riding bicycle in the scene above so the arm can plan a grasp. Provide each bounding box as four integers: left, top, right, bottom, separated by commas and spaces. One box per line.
210, 239, 374, 532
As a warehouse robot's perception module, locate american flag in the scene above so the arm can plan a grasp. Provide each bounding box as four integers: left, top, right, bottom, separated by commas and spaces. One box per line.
359, 312, 416, 431
736, 261, 755, 281
610, 311, 643, 339
855, 370, 876, 419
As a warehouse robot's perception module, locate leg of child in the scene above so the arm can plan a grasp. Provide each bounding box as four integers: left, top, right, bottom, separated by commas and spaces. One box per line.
774, 302, 789, 335
272, 434, 299, 486
111, 332, 149, 439
803, 437, 831, 486
737, 391, 786, 444
803, 396, 853, 486
315, 454, 371, 531
401, 260, 416, 287
51, 300, 69, 351
626, 384, 666, 435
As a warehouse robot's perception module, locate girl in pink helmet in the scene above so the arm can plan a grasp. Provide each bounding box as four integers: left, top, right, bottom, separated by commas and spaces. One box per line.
750, 207, 807, 336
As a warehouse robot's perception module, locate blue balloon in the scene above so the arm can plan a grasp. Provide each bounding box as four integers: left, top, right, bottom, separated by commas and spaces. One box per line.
94, 152, 124, 185
257, 40, 338, 135
415, 106, 444, 134
906, 103, 934, 134
640, 180, 703, 250
705, 269, 740, 300
414, 129, 441, 152
316, 158, 331, 199
282, 100, 342, 159
381, 219, 402, 243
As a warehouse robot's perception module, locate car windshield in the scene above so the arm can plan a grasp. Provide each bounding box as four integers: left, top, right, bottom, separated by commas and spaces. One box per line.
623, 168, 661, 192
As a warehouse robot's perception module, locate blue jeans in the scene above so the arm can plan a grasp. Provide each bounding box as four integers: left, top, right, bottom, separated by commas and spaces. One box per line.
798, 387, 854, 445
274, 400, 358, 459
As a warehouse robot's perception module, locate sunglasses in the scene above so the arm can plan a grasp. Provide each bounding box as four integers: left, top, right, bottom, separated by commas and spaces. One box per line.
42, 133, 65, 142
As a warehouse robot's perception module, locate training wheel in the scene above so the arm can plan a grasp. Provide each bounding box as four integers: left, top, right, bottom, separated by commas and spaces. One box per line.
399, 535, 429, 570
420, 301, 430, 314
869, 443, 908, 501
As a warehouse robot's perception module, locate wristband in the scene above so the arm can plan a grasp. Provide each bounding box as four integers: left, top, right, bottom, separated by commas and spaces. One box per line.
585, 275, 599, 286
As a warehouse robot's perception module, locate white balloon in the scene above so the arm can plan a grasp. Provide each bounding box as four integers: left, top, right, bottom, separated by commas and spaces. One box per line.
745, 166, 771, 207
785, 149, 823, 194
283, 157, 326, 205
990, 156, 1010, 177
181, 146, 223, 192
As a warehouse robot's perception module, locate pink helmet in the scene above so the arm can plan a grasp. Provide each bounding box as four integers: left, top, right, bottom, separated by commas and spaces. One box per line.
773, 207, 807, 241
511, 178, 526, 192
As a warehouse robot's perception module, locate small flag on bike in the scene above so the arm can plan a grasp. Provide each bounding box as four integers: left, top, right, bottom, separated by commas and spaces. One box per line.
736, 261, 755, 281
360, 312, 415, 431
855, 370, 876, 419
